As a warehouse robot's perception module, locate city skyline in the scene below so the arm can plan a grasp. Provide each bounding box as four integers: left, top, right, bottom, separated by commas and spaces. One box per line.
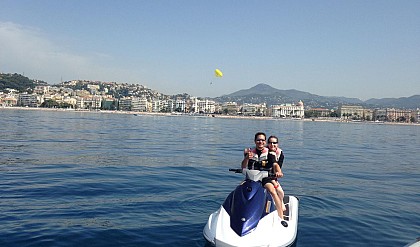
1, 1, 419, 100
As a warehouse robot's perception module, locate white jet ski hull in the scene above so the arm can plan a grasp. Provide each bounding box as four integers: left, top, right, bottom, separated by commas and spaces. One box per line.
204, 195, 299, 247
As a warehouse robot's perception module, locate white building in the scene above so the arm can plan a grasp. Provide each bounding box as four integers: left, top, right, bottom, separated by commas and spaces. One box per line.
191, 98, 215, 113
175, 99, 186, 112
338, 105, 364, 119
414, 109, 420, 122
151, 99, 163, 112
34, 85, 50, 95
271, 101, 304, 118
131, 97, 148, 112
242, 103, 267, 116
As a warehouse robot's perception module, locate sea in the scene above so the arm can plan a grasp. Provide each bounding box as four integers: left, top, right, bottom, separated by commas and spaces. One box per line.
0, 108, 419, 247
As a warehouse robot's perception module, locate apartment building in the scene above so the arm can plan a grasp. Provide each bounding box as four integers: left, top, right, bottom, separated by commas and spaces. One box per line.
338, 105, 364, 119
386, 108, 412, 122
18, 93, 38, 107
242, 103, 267, 116
191, 98, 216, 114
222, 102, 239, 115
270, 101, 304, 118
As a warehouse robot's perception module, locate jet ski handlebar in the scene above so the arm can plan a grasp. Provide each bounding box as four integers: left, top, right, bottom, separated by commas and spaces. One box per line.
229, 168, 274, 173
229, 168, 244, 173
229, 168, 276, 180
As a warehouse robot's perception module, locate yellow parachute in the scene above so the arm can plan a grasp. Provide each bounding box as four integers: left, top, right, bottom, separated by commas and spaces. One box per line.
214, 69, 223, 77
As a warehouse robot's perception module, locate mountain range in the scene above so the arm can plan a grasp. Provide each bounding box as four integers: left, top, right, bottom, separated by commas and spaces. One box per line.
214, 83, 420, 109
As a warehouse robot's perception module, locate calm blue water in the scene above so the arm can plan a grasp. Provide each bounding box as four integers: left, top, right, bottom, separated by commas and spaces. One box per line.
0, 109, 419, 247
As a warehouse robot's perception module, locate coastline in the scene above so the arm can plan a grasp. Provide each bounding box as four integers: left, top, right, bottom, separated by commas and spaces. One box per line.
1, 106, 419, 126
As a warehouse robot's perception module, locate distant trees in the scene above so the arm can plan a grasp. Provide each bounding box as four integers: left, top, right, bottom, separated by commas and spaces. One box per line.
329, 111, 339, 117
342, 113, 352, 119
40, 99, 58, 108
40, 99, 73, 109
304, 110, 339, 118
0, 73, 46, 92
305, 110, 320, 118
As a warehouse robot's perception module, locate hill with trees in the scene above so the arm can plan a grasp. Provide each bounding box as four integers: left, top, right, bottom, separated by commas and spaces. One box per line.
0, 73, 47, 93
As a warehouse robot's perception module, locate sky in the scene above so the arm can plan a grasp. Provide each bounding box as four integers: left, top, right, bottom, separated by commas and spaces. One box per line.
0, 0, 419, 100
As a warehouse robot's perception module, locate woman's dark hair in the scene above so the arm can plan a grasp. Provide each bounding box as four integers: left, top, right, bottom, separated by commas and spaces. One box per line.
268, 135, 278, 142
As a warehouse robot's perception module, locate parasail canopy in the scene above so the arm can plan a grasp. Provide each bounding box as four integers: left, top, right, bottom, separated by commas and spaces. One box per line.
214, 69, 223, 77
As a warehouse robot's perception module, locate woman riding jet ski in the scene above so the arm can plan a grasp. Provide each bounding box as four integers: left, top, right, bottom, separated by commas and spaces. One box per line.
203, 168, 299, 247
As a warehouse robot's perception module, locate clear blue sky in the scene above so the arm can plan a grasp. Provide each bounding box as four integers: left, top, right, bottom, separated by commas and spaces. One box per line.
1, 0, 419, 100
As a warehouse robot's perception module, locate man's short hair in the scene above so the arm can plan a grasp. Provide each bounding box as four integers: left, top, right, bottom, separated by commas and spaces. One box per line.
254, 132, 266, 141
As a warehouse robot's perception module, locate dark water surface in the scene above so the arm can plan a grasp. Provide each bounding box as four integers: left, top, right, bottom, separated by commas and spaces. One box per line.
1, 109, 419, 246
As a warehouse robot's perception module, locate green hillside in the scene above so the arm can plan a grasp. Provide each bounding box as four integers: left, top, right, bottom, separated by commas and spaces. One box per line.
0, 73, 47, 92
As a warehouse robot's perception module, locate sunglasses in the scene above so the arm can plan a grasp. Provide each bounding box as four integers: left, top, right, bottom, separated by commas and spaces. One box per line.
255, 139, 266, 142
268, 141, 278, 144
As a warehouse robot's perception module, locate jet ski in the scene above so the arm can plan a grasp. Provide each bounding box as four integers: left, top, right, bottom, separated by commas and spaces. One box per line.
203, 168, 299, 247
404, 237, 420, 247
